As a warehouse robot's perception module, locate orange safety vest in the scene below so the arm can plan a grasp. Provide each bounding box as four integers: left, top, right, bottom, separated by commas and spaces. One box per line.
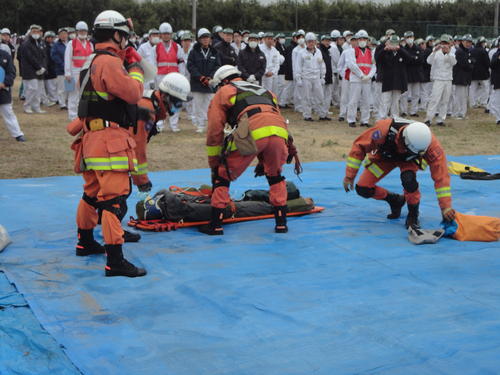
345, 47, 372, 81
156, 41, 179, 75
72, 39, 93, 68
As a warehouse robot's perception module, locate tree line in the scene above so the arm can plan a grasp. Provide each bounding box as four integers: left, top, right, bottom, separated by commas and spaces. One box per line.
1, 0, 499, 38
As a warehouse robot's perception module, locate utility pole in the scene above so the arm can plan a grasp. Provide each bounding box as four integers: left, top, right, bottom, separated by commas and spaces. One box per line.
495, 0, 499, 36
295, 0, 299, 30
192, 0, 197, 35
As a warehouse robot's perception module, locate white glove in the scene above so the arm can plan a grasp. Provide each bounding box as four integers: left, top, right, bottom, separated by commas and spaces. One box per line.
36, 67, 46, 76
320, 78, 325, 85
295, 78, 303, 87
248, 74, 256, 83
361, 74, 371, 82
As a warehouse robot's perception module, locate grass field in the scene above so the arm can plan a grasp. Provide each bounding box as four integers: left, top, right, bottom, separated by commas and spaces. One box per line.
1, 77, 499, 179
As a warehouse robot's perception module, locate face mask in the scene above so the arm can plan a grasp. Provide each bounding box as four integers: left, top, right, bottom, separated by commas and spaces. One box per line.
346, 36, 352, 42
78, 34, 87, 40
69, 33, 76, 40
243, 37, 248, 43
151, 37, 160, 44
358, 40, 367, 48
279, 38, 286, 45
429, 42, 434, 47
249, 41, 258, 49
407, 38, 414, 45
31, 33, 41, 40
298, 37, 305, 45
129, 38, 136, 43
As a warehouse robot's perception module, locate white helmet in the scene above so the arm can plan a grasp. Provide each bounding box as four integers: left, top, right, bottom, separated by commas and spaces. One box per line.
305, 32, 317, 41
197, 27, 211, 38
330, 29, 341, 38
158, 72, 191, 101
403, 122, 432, 154
94, 10, 132, 35
76, 21, 88, 32
343, 30, 353, 38
212, 65, 241, 87
258, 31, 265, 38
159, 22, 173, 34
1, 28, 11, 35
356, 29, 369, 39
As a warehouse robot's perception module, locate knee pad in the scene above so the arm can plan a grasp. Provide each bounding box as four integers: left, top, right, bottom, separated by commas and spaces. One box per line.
266, 175, 285, 186
355, 184, 375, 198
96, 195, 128, 219
401, 170, 419, 193
82, 193, 98, 208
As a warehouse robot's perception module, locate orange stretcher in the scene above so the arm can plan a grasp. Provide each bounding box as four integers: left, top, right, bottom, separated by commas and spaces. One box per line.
127, 206, 325, 232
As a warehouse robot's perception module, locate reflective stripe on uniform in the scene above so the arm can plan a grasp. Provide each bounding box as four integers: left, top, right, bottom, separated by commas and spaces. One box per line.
229, 96, 236, 105
357, 63, 372, 67
84, 157, 137, 171
129, 71, 144, 83
206, 145, 222, 156
72, 56, 87, 60
346, 156, 363, 170
130, 162, 148, 175
435, 186, 452, 198
364, 160, 384, 178
157, 62, 178, 67
251, 126, 288, 141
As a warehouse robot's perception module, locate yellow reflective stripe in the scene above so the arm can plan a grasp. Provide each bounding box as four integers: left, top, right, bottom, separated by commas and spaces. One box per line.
206, 145, 222, 156
347, 162, 361, 170
96, 91, 108, 99
131, 162, 148, 175
228, 141, 237, 151
251, 126, 288, 141
347, 157, 362, 169
84, 157, 136, 171
229, 96, 236, 105
129, 72, 144, 83
436, 186, 451, 198
365, 161, 384, 178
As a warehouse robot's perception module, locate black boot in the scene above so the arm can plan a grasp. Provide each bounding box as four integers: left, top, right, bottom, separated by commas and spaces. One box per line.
76, 228, 105, 256
384, 193, 406, 219
104, 244, 146, 277
274, 206, 288, 233
405, 203, 420, 229
123, 229, 141, 243
198, 207, 225, 235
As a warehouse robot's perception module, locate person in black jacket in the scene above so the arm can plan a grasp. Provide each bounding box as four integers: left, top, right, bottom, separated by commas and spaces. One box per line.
319, 34, 333, 120
373, 36, 387, 119
214, 28, 237, 66
19, 24, 48, 114
489, 47, 500, 125
0, 49, 25, 141
51, 27, 68, 109
187, 28, 221, 133
376, 35, 412, 118
237, 33, 266, 84
1, 28, 16, 59
401, 31, 425, 116
452, 34, 475, 118
420, 35, 434, 111
470, 36, 491, 108
43, 31, 58, 106
280, 32, 298, 107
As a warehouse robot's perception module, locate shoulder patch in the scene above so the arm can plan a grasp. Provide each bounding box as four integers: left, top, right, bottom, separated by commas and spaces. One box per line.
372, 130, 382, 140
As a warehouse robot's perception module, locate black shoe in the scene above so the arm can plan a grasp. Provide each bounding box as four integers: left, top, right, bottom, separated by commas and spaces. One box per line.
424, 120, 431, 126
497, 120, 500, 125
401, 113, 408, 117
405, 203, 420, 229
15, 135, 26, 142
104, 244, 146, 277
385, 193, 406, 219
485, 109, 490, 114
437, 122, 445, 127
338, 117, 345, 122
348, 122, 356, 128
410, 113, 419, 117
279, 104, 289, 109
199, 207, 224, 235
123, 230, 141, 243
361, 123, 372, 127
76, 228, 105, 256
447, 113, 451, 117
304, 117, 314, 122
319, 117, 332, 121
274, 205, 288, 233
60, 106, 67, 110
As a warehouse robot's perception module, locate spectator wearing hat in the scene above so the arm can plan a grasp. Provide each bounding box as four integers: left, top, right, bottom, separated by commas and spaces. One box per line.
0, 48, 25, 141
319, 34, 333, 119
230, 30, 245, 55
330, 30, 343, 108
51, 27, 69, 109
337, 32, 357, 121
260, 32, 282, 95
470, 36, 490, 108
424, 34, 457, 126
274, 33, 287, 104
1, 28, 16, 59
237, 33, 266, 85
420, 35, 435, 112
401, 31, 424, 117
178, 32, 194, 125
42, 31, 57, 106
452, 34, 475, 119
18, 24, 48, 114
241, 30, 250, 45
292, 30, 306, 113
214, 28, 237, 66
280, 32, 298, 108
137, 29, 160, 89
489, 44, 500, 125
212, 25, 224, 45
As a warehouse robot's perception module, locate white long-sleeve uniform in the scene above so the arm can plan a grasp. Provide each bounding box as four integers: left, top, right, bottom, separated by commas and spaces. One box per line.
260, 44, 281, 95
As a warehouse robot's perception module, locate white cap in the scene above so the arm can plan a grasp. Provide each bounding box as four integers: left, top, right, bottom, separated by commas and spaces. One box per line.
1, 28, 11, 35
76, 21, 88, 31
356, 29, 369, 39
197, 28, 211, 38
403, 122, 432, 154
305, 32, 317, 41
343, 30, 353, 38
212, 65, 241, 86
158, 72, 191, 101
159, 22, 173, 34
330, 29, 341, 38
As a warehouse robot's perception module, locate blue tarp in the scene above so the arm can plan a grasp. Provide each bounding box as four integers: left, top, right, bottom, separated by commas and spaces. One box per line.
0, 155, 499, 375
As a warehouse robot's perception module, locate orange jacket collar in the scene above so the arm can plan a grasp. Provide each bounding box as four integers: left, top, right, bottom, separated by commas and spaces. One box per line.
94, 42, 123, 60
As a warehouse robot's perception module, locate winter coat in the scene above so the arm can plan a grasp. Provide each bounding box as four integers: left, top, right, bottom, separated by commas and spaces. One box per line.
0, 49, 16, 105
50, 39, 66, 76
283, 41, 297, 81
214, 40, 237, 66
374, 43, 386, 82
187, 43, 221, 93
376, 47, 412, 92
453, 44, 475, 86
421, 47, 433, 82
403, 44, 424, 83
490, 49, 500, 90
471, 45, 490, 81
44, 42, 57, 79
18, 36, 47, 80
319, 44, 333, 84
237, 45, 266, 83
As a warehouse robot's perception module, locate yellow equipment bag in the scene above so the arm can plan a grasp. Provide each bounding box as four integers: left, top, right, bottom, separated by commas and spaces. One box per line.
447, 161, 486, 176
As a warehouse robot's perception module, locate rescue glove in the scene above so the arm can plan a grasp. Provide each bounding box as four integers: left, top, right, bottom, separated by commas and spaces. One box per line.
287, 135, 303, 178
138, 181, 152, 193
343, 177, 354, 192
441, 207, 456, 222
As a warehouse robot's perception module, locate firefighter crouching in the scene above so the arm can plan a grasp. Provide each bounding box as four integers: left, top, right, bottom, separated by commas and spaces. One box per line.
200, 65, 301, 235
343, 118, 456, 228
66, 10, 147, 277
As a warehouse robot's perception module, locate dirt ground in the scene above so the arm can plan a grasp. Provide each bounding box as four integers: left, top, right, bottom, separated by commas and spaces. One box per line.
1, 77, 499, 179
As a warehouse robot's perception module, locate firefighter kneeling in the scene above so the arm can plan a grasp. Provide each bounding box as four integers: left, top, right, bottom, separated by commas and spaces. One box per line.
201, 65, 300, 235
343, 118, 456, 228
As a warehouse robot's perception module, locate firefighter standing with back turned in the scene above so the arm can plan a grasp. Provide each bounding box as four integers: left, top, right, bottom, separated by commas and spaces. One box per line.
200, 65, 301, 235
343, 118, 456, 228
66, 10, 146, 277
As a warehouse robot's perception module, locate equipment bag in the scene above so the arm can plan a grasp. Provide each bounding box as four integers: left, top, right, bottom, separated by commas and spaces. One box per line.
231, 116, 258, 156
442, 212, 500, 242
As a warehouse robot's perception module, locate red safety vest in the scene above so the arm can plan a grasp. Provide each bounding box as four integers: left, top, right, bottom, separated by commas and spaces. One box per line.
72, 39, 93, 68
345, 47, 372, 81
156, 41, 179, 75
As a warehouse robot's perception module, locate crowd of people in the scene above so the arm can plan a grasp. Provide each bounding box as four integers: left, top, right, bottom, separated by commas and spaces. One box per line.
1, 22, 500, 144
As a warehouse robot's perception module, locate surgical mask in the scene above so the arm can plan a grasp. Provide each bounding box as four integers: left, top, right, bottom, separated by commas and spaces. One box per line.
346, 36, 352, 42
243, 37, 249, 43
78, 34, 87, 40
298, 37, 305, 45
31, 33, 41, 40
429, 42, 434, 47
407, 38, 414, 45
130, 38, 137, 43
358, 40, 367, 48
151, 37, 160, 44
249, 41, 258, 49
279, 38, 286, 45
69, 33, 76, 40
